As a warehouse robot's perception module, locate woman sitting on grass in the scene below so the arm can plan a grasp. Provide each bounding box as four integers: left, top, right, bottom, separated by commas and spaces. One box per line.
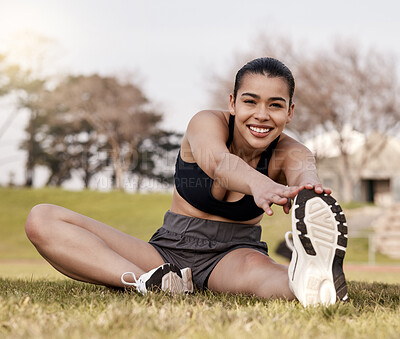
25, 57, 348, 306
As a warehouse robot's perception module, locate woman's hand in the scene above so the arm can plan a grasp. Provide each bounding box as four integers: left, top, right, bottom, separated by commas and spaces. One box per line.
280, 136, 332, 209
303, 183, 332, 195
251, 180, 303, 216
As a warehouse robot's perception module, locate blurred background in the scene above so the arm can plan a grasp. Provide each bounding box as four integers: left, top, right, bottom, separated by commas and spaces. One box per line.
0, 0, 399, 196
1, 0, 400, 279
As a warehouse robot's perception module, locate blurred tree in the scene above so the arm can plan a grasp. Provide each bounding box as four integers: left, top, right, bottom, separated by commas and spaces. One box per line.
0, 53, 11, 96
33, 108, 109, 187
293, 41, 400, 201
0, 32, 59, 187
0, 58, 47, 186
44, 74, 162, 190
0, 54, 13, 139
210, 36, 400, 201
132, 130, 182, 191
0, 54, 32, 139
19, 76, 47, 187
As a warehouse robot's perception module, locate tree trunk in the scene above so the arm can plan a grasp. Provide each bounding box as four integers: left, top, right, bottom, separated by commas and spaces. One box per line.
83, 172, 91, 189
338, 152, 354, 202
135, 175, 143, 193
113, 159, 124, 191
24, 111, 36, 187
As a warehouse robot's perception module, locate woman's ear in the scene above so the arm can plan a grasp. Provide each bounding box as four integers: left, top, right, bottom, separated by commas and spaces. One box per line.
228, 94, 235, 115
286, 103, 295, 123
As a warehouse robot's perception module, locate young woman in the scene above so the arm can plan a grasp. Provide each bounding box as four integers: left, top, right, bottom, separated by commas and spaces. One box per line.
25, 57, 348, 306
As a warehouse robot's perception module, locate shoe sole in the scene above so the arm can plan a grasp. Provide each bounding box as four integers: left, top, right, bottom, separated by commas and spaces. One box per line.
181, 267, 194, 293
291, 190, 348, 306
146, 264, 193, 294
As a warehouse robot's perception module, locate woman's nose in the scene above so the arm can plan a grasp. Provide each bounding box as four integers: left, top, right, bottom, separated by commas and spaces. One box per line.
254, 106, 270, 120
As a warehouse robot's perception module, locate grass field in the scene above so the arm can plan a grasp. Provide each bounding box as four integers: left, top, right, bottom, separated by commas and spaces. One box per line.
1, 279, 400, 338
1, 188, 400, 338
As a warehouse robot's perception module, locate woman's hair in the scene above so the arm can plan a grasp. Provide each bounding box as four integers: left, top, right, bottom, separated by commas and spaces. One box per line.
233, 57, 295, 106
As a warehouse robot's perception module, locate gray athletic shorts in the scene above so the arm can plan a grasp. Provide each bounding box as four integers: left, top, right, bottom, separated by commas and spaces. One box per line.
148, 211, 269, 290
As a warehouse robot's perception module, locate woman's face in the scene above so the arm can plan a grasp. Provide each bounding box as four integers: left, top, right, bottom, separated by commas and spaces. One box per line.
229, 73, 294, 152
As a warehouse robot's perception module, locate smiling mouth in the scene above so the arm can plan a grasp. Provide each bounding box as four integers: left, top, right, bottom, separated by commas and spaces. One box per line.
248, 125, 273, 134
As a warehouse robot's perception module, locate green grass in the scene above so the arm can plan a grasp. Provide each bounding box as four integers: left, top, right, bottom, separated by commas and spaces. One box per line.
0, 187, 171, 259
1, 188, 400, 338
0, 187, 399, 268
1, 278, 400, 339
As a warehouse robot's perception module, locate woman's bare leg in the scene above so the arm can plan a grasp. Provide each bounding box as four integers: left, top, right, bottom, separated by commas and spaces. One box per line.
25, 204, 165, 287
207, 248, 294, 300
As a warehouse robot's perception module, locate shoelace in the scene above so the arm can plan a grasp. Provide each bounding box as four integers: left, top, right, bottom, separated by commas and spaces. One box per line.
285, 231, 294, 251
121, 272, 146, 293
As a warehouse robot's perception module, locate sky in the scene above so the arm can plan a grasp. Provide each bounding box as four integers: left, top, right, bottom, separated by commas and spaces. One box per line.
0, 0, 399, 187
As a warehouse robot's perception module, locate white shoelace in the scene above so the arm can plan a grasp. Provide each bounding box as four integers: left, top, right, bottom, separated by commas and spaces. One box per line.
121, 272, 146, 294
285, 231, 294, 251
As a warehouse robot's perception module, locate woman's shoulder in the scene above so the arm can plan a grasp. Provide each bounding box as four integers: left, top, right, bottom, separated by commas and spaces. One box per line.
278, 133, 310, 151
181, 110, 231, 161
275, 133, 314, 163
184, 110, 230, 140
269, 134, 314, 181
189, 110, 230, 126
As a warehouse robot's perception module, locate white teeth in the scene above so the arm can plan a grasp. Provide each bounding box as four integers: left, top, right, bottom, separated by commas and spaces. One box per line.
249, 126, 270, 133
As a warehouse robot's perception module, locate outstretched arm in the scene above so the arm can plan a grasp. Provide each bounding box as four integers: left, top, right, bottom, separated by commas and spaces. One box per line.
184, 111, 303, 216
281, 138, 332, 194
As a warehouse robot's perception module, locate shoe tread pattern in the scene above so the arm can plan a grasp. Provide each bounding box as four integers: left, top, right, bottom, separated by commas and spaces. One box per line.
333, 249, 348, 300
294, 190, 348, 302
145, 264, 182, 291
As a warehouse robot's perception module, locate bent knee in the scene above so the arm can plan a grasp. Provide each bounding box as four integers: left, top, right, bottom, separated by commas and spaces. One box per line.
241, 251, 271, 269
241, 252, 291, 298
241, 251, 287, 277
25, 204, 59, 244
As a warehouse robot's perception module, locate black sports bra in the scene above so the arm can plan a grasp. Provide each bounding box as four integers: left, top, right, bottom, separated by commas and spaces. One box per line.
174, 114, 280, 221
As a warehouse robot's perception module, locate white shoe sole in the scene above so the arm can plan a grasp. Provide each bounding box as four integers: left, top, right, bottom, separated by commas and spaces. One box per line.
290, 190, 348, 306
161, 267, 194, 294
161, 270, 185, 294
181, 267, 194, 293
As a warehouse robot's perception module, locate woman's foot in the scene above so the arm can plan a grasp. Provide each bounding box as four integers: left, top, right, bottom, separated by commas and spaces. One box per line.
287, 189, 348, 306
121, 263, 194, 295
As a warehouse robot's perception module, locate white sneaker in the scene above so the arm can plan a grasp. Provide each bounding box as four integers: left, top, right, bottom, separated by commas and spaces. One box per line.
121, 263, 194, 295
288, 189, 348, 306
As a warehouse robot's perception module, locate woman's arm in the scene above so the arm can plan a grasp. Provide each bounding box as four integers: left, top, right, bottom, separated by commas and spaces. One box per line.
184, 111, 303, 216
281, 137, 332, 194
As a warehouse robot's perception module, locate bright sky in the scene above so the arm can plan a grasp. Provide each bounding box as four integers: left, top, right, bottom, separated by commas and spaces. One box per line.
0, 0, 399, 186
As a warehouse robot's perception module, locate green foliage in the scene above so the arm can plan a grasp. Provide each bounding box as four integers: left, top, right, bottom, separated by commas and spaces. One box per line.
0, 52, 49, 187
36, 116, 108, 187
38, 74, 164, 190
133, 130, 183, 189
0, 278, 400, 338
